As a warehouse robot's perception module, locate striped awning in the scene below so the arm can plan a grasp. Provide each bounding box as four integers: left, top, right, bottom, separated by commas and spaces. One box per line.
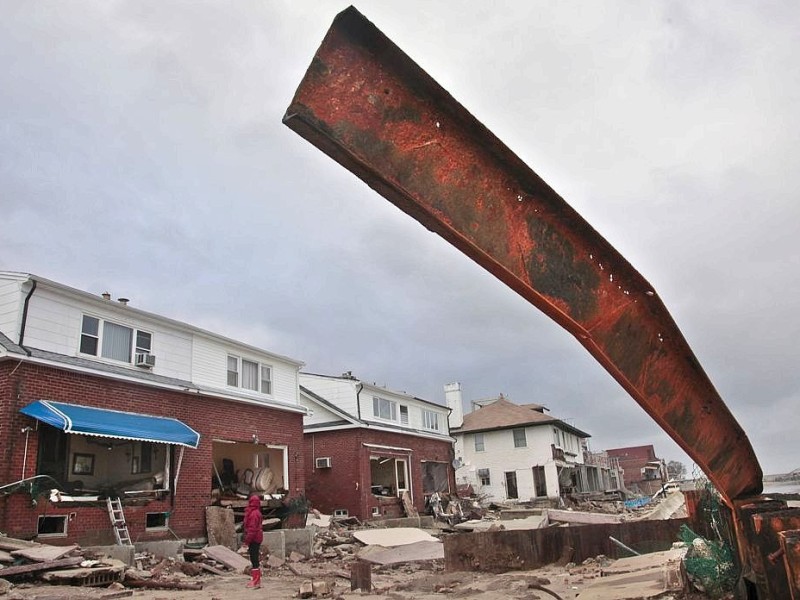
21, 400, 199, 448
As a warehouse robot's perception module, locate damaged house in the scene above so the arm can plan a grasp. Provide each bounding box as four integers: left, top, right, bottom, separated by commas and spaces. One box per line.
446, 383, 616, 502
299, 372, 455, 522
606, 445, 666, 496
0, 271, 307, 545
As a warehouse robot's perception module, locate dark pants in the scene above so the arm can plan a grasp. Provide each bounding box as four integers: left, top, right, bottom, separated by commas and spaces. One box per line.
248, 542, 260, 569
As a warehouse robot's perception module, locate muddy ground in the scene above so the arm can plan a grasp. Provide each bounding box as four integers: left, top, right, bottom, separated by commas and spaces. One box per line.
3, 558, 707, 600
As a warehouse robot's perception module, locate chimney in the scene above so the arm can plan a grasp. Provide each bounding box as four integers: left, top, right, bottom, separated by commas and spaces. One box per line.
101, 292, 111, 300
444, 382, 464, 429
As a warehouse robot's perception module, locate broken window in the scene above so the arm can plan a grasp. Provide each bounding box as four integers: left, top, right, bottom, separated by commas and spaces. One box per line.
505, 471, 518, 499
35, 424, 172, 498
211, 440, 287, 499
369, 455, 409, 497
421, 461, 449, 494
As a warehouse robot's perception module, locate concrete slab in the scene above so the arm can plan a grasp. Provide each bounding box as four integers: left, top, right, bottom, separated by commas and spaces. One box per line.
353, 528, 439, 547
11, 544, 78, 562
134, 540, 184, 560
454, 515, 546, 531
359, 540, 443, 565
367, 516, 434, 529
85, 544, 136, 566
500, 508, 544, 520
603, 548, 686, 576
546, 509, 624, 525
579, 559, 685, 599
262, 529, 313, 559
638, 491, 687, 520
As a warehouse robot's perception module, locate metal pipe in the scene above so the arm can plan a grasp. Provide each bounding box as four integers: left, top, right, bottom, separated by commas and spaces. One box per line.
609, 536, 641, 556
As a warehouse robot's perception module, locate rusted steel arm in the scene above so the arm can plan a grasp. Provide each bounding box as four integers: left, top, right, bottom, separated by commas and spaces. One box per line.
283, 7, 762, 503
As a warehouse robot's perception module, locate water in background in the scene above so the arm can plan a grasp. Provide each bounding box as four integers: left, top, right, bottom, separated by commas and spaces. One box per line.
763, 480, 800, 495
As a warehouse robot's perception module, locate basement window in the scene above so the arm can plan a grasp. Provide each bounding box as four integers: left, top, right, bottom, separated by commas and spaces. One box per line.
146, 512, 169, 530
37, 515, 68, 537
333, 509, 349, 517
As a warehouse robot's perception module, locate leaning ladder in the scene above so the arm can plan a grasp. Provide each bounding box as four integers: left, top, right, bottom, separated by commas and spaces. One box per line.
106, 497, 133, 545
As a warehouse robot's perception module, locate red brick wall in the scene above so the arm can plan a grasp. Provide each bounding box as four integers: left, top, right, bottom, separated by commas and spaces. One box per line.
0, 361, 305, 545
304, 427, 454, 522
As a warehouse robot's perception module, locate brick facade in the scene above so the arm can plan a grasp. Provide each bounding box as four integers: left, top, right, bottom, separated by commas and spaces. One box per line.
0, 361, 305, 545
304, 428, 454, 522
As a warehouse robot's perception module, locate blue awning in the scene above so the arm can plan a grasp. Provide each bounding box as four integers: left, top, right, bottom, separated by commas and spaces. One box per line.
21, 400, 200, 448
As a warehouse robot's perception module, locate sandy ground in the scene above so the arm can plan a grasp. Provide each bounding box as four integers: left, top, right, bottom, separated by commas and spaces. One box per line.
3, 559, 609, 600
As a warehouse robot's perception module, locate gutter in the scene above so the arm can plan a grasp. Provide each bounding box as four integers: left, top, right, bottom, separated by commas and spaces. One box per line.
17, 279, 36, 356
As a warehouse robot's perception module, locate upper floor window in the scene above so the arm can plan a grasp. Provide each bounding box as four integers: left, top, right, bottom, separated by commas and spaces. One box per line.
80, 315, 151, 364
227, 355, 273, 395
373, 396, 396, 421
513, 427, 527, 448
474, 432, 485, 452
399, 405, 409, 425
422, 409, 440, 431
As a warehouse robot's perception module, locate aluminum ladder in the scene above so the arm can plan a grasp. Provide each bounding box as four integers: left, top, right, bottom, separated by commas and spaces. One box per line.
105, 497, 132, 545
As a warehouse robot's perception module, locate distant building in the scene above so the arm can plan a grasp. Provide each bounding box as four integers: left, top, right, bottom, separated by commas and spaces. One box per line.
299, 372, 454, 522
606, 445, 665, 495
446, 383, 616, 503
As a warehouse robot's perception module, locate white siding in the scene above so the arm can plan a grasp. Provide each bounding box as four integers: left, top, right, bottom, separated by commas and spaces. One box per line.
299, 374, 360, 417
358, 384, 450, 436
455, 425, 560, 502
192, 336, 299, 406
0, 278, 24, 342
298, 394, 345, 427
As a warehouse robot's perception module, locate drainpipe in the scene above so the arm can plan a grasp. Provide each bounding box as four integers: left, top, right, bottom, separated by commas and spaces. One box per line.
355, 381, 363, 422
18, 279, 36, 356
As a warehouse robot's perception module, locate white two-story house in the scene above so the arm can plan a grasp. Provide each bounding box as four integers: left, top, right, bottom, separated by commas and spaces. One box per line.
0, 271, 307, 545
446, 383, 613, 503
299, 372, 454, 521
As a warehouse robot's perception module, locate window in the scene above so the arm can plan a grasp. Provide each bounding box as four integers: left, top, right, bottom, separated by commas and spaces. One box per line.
261, 365, 272, 395
477, 468, 491, 486
372, 397, 397, 421
37, 515, 67, 537
533, 465, 547, 497
227, 356, 239, 386
80, 315, 151, 365
334, 509, 349, 517
146, 512, 168, 530
422, 409, 439, 431
242, 359, 259, 391
513, 428, 527, 448
227, 356, 273, 394
399, 405, 409, 425
474, 433, 485, 452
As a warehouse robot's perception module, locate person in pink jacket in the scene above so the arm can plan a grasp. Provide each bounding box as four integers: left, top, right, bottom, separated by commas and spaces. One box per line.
242, 494, 264, 589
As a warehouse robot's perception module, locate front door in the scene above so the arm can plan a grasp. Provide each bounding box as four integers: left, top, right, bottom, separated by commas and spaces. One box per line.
395, 458, 409, 496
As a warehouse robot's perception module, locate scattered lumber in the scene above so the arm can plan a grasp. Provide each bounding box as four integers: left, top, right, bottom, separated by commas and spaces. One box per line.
11, 543, 79, 562
123, 578, 204, 591
0, 555, 83, 577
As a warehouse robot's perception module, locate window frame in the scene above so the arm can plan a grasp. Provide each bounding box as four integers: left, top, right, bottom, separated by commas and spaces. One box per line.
79, 315, 152, 365
477, 468, 491, 486
372, 396, 397, 421
421, 409, 440, 431
226, 355, 274, 395
512, 427, 527, 448
474, 432, 485, 452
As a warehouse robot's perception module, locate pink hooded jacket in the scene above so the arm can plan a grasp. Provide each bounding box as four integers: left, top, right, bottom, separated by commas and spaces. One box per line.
243, 495, 263, 545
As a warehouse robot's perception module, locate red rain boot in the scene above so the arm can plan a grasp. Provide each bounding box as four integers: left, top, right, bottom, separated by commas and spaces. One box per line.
246, 567, 261, 589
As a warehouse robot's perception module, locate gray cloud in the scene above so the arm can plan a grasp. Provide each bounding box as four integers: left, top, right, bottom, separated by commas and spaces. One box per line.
1, 1, 798, 475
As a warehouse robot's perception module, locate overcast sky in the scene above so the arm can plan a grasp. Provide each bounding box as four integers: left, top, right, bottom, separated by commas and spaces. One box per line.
2, 1, 798, 476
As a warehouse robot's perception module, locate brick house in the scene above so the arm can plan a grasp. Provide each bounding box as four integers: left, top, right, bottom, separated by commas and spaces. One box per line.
299, 372, 455, 522
0, 272, 307, 545
446, 383, 616, 502
606, 445, 665, 496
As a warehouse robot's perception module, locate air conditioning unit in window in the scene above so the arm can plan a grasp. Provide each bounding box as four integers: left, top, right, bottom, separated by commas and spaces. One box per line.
135, 353, 156, 368
315, 457, 332, 469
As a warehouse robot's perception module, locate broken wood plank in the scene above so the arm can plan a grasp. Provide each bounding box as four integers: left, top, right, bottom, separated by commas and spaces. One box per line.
0, 556, 83, 577
123, 578, 204, 591
0, 549, 14, 563
350, 560, 372, 591
0, 536, 40, 551
198, 562, 228, 576
40, 559, 126, 583
12, 543, 79, 562
402, 490, 418, 517
202, 544, 250, 573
